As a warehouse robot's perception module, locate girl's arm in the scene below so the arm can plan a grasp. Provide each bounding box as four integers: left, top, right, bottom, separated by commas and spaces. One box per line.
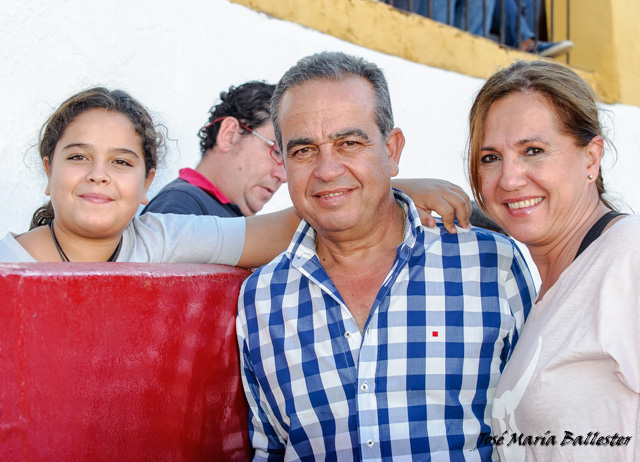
237, 208, 300, 268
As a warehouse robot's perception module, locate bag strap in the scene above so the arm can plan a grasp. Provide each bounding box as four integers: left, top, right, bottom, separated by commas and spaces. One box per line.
574, 211, 627, 260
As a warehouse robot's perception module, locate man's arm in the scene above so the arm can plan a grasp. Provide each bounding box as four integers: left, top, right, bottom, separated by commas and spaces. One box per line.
502, 241, 537, 358
236, 284, 288, 460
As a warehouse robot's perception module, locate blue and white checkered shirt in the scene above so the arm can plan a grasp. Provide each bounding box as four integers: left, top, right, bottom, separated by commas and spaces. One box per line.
237, 190, 535, 461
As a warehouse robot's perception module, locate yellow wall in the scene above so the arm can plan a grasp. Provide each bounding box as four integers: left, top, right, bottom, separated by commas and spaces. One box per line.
231, 0, 640, 107
546, 0, 640, 105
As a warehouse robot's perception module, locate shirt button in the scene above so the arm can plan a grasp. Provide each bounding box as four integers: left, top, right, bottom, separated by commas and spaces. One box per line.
366, 327, 370, 334
361, 382, 368, 392
367, 439, 374, 447
344, 331, 351, 338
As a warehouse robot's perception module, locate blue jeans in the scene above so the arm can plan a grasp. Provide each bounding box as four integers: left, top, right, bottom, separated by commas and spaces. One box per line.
454, 0, 537, 44
491, 0, 536, 46
388, 0, 534, 44
389, 1, 493, 36
387, 0, 456, 25
416, 0, 457, 25
455, 0, 496, 37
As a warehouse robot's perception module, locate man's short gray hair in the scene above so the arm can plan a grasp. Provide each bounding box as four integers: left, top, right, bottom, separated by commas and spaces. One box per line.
271, 51, 394, 151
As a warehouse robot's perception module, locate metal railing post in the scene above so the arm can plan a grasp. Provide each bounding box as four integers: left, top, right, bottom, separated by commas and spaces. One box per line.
517, 0, 522, 46
500, 0, 506, 45
482, 0, 487, 36
566, 0, 571, 63
550, 0, 554, 42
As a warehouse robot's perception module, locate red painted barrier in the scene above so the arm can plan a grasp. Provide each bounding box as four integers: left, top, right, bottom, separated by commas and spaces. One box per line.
0, 263, 253, 462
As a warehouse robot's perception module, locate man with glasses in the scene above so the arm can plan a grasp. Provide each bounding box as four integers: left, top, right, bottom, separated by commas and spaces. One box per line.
143, 81, 286, 218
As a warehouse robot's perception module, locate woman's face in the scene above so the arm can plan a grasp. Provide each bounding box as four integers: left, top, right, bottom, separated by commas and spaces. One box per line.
478, 92, 602, 248
44, 109, 155, 240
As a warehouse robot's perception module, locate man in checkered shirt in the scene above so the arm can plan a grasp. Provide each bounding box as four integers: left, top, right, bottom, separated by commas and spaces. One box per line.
236, 51, 536, 461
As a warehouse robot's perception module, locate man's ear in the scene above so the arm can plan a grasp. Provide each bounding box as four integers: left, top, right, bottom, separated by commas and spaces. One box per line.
385, 128, 405, 178
216, 117, 241, 153
44, 157, 52, 196
140, 168, 156, 205
586, 135, 604, 181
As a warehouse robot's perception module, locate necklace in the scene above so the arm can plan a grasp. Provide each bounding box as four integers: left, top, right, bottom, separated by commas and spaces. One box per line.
314, 206, 408, 249
48, 221, 122, 262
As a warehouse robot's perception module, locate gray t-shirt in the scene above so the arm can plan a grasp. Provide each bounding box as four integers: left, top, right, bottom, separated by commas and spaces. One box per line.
0, 212, 245, 264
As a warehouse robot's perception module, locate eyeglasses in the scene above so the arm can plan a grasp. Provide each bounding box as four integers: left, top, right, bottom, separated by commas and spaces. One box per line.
207, 117, 283, 165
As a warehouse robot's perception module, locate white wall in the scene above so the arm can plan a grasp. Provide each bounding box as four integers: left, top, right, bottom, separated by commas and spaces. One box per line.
2, 0, 638, 246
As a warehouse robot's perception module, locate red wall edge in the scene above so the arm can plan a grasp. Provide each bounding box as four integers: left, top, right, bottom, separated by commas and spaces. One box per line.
0, 263, 253, 462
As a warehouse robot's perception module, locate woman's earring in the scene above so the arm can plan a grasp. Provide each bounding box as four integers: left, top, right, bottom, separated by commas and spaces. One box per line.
588, 174, 594, 180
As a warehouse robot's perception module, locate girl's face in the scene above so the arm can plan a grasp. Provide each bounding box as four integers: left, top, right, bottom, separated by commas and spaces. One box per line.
44, 109, 155, 240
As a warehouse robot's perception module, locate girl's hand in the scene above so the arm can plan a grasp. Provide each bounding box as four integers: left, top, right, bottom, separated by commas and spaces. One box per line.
392, 178, 472, 234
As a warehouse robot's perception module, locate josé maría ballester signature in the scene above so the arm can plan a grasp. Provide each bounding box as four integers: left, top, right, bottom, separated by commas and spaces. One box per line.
473, 430, 633, 450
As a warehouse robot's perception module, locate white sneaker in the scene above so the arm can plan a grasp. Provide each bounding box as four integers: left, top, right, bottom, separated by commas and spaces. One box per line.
537, 40, 574, 58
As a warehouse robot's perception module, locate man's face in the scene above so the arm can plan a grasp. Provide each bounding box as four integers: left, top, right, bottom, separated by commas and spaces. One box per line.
278, 76, 403, 238
229, 121, 287, 216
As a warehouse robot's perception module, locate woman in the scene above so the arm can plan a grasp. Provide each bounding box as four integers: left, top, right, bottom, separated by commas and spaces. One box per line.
468, 60, 639, 460
0, 87, 471, 264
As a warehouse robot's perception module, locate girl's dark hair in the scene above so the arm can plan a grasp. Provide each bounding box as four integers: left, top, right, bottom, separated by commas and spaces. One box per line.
30, 87, 163, 229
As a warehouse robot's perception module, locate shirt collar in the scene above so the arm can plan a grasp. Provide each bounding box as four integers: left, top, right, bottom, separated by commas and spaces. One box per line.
395, 188, 421, 250
178, 168, 231, 204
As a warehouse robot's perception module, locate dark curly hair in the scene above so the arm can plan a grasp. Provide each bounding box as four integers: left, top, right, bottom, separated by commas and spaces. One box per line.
30, 87, 164, 230
198, 81, 276, 156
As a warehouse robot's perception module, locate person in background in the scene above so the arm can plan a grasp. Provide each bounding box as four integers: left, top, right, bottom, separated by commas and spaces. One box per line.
386, 0, 572, 57
489, 0, 573, 57
143, 81, 285, 218
467, 59, 639, 460
237, 51, 535, 460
